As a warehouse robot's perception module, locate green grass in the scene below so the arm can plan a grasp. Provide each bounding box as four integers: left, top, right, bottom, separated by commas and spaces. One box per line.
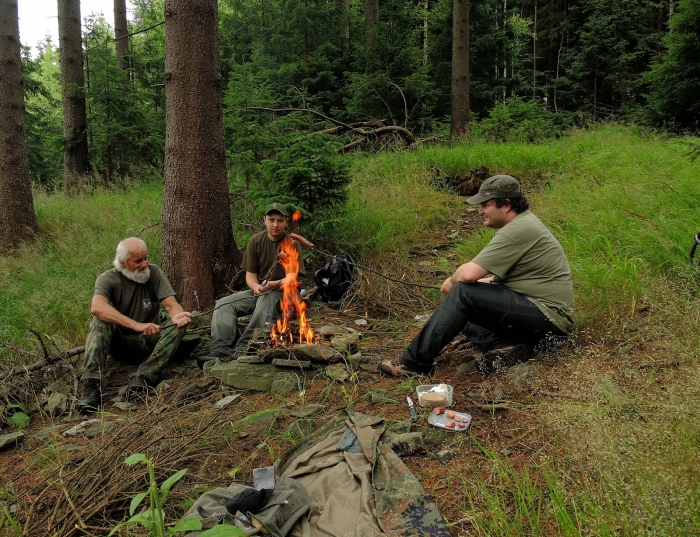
3, 124, 700, 536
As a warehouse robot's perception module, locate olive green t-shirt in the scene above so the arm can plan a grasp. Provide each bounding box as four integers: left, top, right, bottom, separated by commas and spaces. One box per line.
243, 231, 306, 281
94, 265, 176, 331
471, 210, 574, 333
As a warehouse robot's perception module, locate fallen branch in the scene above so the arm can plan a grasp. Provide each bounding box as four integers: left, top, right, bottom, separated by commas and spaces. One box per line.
0, 346, 85, 381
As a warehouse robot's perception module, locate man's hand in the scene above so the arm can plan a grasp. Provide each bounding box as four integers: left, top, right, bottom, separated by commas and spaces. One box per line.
171, 311, 192, 328
135, 322, 161, 336
441, 276, 455, 294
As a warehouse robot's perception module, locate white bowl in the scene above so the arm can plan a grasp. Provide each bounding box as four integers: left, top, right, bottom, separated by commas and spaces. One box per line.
416, 384, 453, 408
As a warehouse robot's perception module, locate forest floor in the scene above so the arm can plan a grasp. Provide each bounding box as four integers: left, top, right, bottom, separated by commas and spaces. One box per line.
2, 201, 594, 536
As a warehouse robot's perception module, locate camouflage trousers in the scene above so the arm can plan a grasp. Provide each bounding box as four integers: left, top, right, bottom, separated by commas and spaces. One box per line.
81, 316, 186, 384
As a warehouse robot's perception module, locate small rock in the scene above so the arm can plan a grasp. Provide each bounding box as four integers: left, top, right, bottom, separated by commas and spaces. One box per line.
318, 325, 352, 337
331, 333, 361, 355
286, 419, 315, 439
492, 386, 509, 403
448, 232, 459, 239
354, 319, 368, 326
370, 392, 396, 404
434, 449, 456, 464
156, 380, 171, 392
272, 358, 312, 369
0, 431, 25, 451
506, 361, 541, 386
350, 351, 361, 362
63, 419, 100, 436
237, 354, 267, 364
502, 449, 513, 456
113, 402, 138, 412
325, 364, 350, 382
45, 392, 68, 416
271, 372, 300, 397
456, 361, 477, 376
418, 261, 432, 267
33, 424, 66, 441
293, 343, 344, 364
81, 420, 118, 438
414, 314, 431, 327
290, 404, 323, 418
214, 394, 242, 410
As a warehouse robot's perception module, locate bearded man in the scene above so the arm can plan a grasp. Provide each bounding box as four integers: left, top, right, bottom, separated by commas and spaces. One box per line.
77, 237, 191, 411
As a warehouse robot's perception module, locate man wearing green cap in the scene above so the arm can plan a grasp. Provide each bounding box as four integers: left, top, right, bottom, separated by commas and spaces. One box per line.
379, 175, 574, 376
198, 203, 305, 368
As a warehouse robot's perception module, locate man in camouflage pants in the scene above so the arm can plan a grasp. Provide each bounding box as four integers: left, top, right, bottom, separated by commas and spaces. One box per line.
78, 237, 191, 411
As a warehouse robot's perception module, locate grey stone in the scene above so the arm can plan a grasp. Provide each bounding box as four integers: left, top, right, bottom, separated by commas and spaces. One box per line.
0, 431, 25, 451
259, 348, 290, 361
214, 394, 243, 410
45, 392, 68, 416
593, 377, 635, 407
350, 351, 361, 362
113, 402, 138, 412
209, 362, 279, 391
448, 231, 459, 239
63, 419, 99, 436
81, 420, 119, 438
506, 361, 542, 386
434, 449, 456, 463
414, 314, 431, 327
33, 424, 66, 441
318, 325, 352, 337
156, 380, 171, 392
271, 372, 300, 397
272, 358, 312, 369
290, 404, 323, 418
44, 373, 72, 395
354, 319, 368, 326
292, 343, 344, 364
331, 333, 361, 355
492, 386, 509, 403
238, 354, 267, 364
360, 363, 380, 373
325, 364, 350, 382
456, 360, 477, 376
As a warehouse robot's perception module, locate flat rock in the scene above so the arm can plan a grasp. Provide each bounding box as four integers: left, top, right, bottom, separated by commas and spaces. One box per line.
285, 418, 315, 439
290, 404, 323, 418
506, 361, 541, 386
331, 333, 361, 355
292, 343, 344, 364
325, 364, 350, 382
272, 358, 312, 369
0, 431, 25, 451
259, 348, 290, 361
113, 402, 138, 412
33, 424, 66, 441
370, 392, 396, 404
318, 325, 353, 337
238, 354, 267, 364
210, 362, 281, 391
214, 394, 243, 410
434, 449, 456, 464
45, 392, 68, 416
271, 373, 300, 397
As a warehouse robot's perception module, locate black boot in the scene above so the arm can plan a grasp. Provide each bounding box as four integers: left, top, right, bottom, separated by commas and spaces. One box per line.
125, 374, 151, 402
77, 378, 102, 412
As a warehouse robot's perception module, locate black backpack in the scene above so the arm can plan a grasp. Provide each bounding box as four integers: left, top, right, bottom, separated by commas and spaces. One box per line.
692, 232, 700, 266
314, 253, 357, 304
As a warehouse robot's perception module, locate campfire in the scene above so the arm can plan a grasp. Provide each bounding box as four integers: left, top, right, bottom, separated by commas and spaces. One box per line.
270, 211, 317, 347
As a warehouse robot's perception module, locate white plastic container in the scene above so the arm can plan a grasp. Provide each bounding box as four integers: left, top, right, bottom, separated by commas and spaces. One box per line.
416, 384, 453, 408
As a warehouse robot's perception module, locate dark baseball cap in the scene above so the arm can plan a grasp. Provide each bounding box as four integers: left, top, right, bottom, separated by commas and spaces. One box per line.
264, 202, 288, 217
467, 175, 522, 204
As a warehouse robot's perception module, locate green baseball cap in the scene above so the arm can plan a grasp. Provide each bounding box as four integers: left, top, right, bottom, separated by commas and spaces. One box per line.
467, 175, 522, 204
264, 202, 288, 217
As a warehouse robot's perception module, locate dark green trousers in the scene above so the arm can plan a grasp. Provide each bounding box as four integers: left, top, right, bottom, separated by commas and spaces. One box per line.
81, 316, 186, 383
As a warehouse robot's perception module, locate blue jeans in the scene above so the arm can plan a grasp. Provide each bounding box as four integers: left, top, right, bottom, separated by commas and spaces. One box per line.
400, 282, 566, 373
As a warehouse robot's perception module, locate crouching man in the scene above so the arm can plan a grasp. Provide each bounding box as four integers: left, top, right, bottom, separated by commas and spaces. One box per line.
77, 237, 191, 411
379, 175, 574, 377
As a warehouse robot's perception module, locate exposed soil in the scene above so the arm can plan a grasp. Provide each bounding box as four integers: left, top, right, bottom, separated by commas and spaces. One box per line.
0, 201, 579, 536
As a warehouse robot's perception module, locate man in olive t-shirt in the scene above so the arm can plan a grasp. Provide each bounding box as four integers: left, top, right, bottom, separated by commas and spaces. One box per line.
198, 203, 305, 368
379, 175, 574, 376
77, 237, 191, 411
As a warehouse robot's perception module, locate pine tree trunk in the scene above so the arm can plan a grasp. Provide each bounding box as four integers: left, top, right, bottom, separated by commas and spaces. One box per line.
0, 0, 38, 249
58, 0, 89, 194
162, 0, 242, 311
365, 0, 378, 49
336, 0, 350, 47
451, 0, 471, 138
114, 0, 129, 72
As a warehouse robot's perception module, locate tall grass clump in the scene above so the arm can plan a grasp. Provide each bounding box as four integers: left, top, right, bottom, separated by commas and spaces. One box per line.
0, 183, 164, 350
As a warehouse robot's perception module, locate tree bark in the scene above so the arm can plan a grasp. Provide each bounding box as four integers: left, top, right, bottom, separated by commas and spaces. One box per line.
58, 0, 89, 194
114, 0, 129, 72
451, 0, 471, 139
0, 0, 38, 249
335, 0, 350, 47
365, 0, 378, 50
162, 0, 242, 311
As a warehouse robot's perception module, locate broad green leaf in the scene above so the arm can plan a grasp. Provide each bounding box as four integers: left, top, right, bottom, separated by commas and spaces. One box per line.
7, 412, 30, 430
129, 492, 148, 516
125, 453, 149, 465
169, 516, 202, 533
160, 468, 187, 496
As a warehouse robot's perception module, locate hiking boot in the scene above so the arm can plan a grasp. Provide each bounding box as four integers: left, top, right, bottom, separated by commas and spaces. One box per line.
197, 348, 234, 369
378, 357, 423, 377
77, 378, 102, 412
125, 374, 151, 402
477, 344, 531, 376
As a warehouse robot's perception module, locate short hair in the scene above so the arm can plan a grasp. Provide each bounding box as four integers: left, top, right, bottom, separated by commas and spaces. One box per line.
494, 196, 530, 213
113, 237, 147, 271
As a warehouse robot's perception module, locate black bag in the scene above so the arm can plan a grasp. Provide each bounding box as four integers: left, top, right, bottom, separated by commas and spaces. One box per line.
692, 232, 700, 266
314, 253, 357, 304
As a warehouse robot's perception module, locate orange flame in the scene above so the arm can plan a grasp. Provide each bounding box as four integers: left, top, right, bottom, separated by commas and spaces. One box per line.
292, 210, 303, 223
269, 237, 314, 346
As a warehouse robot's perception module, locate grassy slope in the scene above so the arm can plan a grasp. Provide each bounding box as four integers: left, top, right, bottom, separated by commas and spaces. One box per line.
2, 125, 700, 535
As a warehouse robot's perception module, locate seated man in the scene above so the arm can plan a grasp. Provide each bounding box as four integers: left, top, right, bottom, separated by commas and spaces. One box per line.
379, 175, 574, 376
198, 202, 304, 368
78, 237, 191, 410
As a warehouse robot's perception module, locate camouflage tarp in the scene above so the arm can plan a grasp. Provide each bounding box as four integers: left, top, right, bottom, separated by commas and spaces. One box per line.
276, 410, 450, 537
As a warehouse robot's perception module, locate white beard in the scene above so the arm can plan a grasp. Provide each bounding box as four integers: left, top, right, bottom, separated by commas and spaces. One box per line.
122, 266, 151, 284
